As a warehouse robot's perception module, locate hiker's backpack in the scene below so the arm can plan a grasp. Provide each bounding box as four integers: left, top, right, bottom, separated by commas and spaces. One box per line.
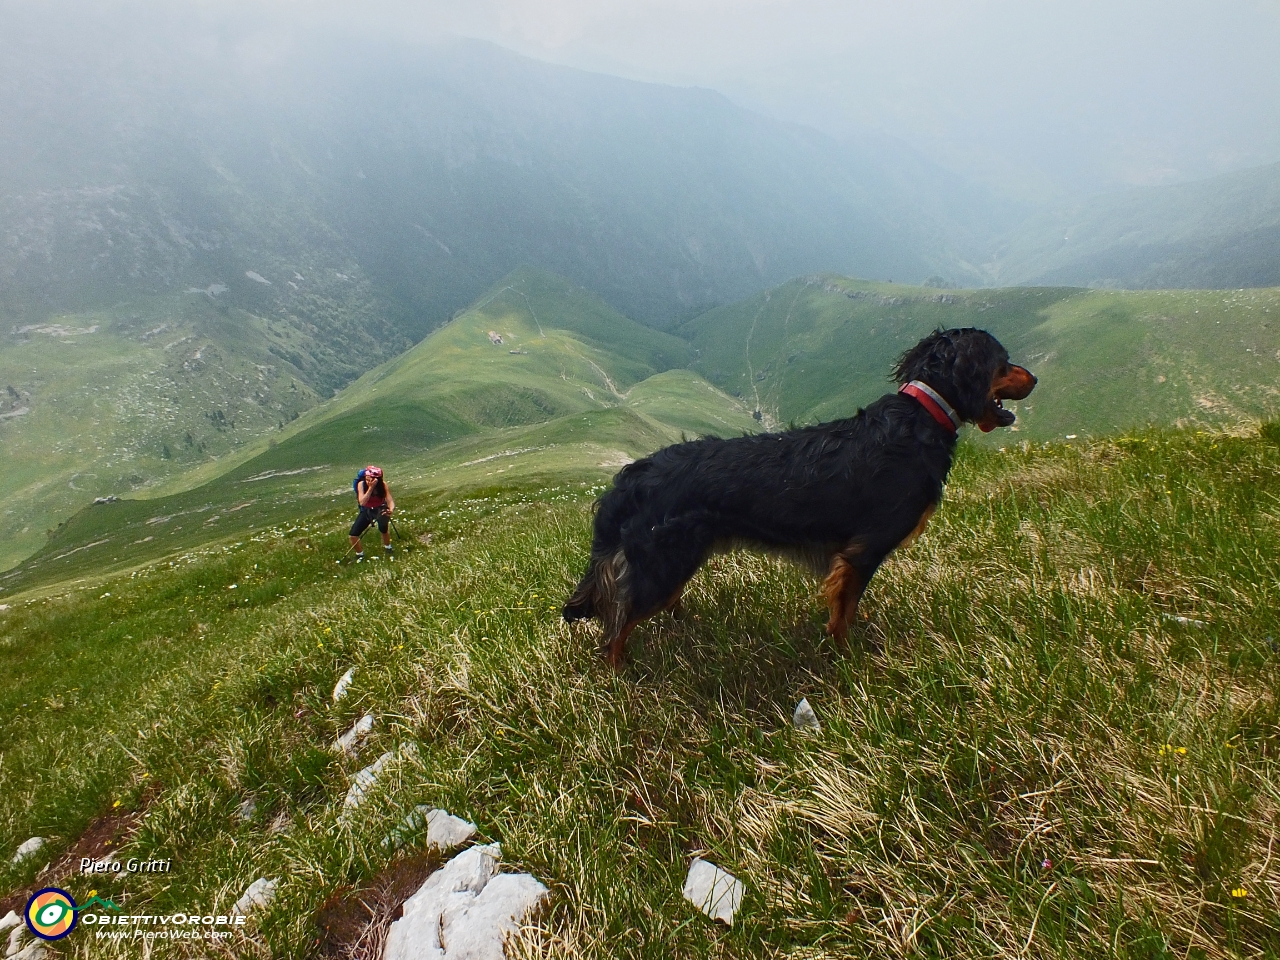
352, 468, 367, 498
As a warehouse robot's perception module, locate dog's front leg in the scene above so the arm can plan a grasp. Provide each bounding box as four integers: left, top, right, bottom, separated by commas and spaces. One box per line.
822, 552, 867, 643
602, 619, 640, 669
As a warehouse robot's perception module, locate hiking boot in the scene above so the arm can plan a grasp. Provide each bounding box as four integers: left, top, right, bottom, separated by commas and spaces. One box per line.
355, 554, 364, 563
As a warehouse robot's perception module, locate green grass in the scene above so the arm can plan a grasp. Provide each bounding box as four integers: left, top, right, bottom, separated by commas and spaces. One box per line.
2, 424, 1278, 957
0, 287, 383, 570
0, 270, 748, 594
680, 276, 1280, 439
8, 268, 1280, 579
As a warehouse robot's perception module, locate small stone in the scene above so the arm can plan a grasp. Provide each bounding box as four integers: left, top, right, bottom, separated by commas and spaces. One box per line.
235, 798, 257, 821
232, 877, 278, 916
381, 844, 548, 960
342, 744, 418, 815
382, 806, 477, 852
792, 698, 821, 733
335, 713, 375, 754
11, 945, 49, 960
682, 858, 744, 925
268, 812, 292, 835
0, 911, 19, 934
333, 667, 356, 702
11, 837, 44, 863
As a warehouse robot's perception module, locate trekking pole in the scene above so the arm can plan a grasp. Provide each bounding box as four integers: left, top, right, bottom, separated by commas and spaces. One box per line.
337, 531, 364, 564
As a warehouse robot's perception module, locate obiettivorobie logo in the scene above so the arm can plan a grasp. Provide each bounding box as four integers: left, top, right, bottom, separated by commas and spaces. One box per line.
25, 889, 123, 940
25, 887, 246, 945
25, 888, 95, 940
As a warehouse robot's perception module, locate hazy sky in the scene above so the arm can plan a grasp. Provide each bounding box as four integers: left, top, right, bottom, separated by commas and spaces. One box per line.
11, 0, 1280, 195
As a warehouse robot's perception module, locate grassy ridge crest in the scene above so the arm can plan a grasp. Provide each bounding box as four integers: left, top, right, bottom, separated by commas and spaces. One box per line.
1, 425, 1277, 956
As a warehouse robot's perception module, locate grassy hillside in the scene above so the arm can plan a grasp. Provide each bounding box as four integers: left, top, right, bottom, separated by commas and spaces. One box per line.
1, 425, 1277, 957
0, 285, 394, 571
0, 269, 754, 595
680, 275, 1280, 438
10, 267, 1280, 581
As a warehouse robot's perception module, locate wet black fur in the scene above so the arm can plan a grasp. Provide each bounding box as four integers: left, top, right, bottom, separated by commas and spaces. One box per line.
563, 328, 1018, 641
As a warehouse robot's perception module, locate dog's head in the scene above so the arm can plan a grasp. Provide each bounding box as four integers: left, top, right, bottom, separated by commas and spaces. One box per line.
894, 328, 1036, 432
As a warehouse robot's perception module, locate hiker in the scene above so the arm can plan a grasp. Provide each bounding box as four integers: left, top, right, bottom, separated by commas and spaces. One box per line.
349, 465, 396, 561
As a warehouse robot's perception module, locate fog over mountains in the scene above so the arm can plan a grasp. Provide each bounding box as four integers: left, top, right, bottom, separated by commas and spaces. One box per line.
0, 27, 1016, 336
5, 13, 1280, 358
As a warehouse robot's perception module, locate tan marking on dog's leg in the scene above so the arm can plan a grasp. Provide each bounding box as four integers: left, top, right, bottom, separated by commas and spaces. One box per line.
822, 555, 865, 642
897, 503, 936, 550
662, 586, 685, 616
603, 619, 640, 669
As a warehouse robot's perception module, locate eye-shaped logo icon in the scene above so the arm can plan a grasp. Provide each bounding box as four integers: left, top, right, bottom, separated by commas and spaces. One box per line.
25, 888, 79, 941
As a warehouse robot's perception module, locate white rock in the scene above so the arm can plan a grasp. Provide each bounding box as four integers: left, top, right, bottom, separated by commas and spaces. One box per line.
1, 911, 24, 957
382, 806, 477, 852
11, 837, 44, 863
10, 944, 48, 960
236, 798, 257, 821
231, 877, 278, 916
792, 698, 821, 733
1163, 613, 1208, 628
333, 667, 356, 702
335, 713, 375, 754
342, 744, 418, 814
7, 921, 32, 957
682, 858, 744, 925
382, 844, 549, 960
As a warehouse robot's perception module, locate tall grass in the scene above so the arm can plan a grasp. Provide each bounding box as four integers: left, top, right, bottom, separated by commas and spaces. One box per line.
0, 428, 1277, 958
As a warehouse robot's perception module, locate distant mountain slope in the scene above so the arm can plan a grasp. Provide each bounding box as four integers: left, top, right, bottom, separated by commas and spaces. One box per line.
230, 267, 699, 478
990, 161, 1280, 289
679, 275, 1280, 438
0, 294, 339, 570
0, 25, 984, 347
0, 269, 755, 587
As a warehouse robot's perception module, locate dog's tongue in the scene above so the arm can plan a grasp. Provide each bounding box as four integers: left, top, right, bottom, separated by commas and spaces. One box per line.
980, 422, 996, 433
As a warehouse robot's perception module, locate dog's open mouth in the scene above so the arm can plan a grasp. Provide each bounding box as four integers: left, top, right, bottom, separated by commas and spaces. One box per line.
979, 397, 1017, 432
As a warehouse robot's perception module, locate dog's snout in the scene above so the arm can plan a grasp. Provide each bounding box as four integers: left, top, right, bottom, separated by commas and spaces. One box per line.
1001, 364, 1037, 400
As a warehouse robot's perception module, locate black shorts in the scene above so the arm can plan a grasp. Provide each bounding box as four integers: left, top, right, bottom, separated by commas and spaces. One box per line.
350, 506, 388, 537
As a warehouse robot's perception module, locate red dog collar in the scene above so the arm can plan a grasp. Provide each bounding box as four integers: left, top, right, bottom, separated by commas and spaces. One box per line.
900, 381, 960, 435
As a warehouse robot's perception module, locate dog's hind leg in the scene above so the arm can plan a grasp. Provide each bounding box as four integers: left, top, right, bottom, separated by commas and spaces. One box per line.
662, 586, 685, 616
822, 551, 868, 643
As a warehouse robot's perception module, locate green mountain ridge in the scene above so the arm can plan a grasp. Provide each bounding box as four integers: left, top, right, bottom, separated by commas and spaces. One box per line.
0, 292, 370, 570
5, 268, 1280, 593
681, 275, 1280, 438
0, 268, 755, 594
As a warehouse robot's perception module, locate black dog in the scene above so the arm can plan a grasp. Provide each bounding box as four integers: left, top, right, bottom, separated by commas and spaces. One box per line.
563, 328, 1036, 666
